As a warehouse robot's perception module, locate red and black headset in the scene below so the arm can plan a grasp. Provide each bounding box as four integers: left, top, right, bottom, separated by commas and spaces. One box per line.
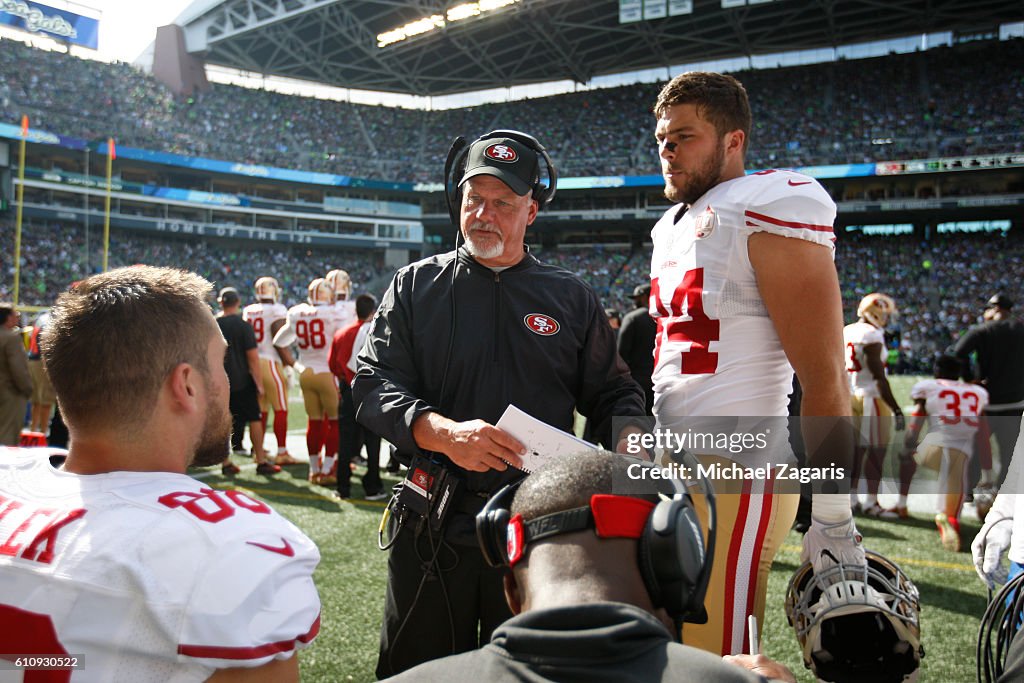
443, 129, 558, 226
475, 452, 716, 633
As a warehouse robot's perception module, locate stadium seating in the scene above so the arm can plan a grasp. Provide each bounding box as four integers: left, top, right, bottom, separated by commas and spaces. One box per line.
2, 37, 1021, 180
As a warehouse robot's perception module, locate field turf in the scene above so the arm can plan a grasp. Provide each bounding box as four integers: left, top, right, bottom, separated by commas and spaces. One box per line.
195, 374, 989, 682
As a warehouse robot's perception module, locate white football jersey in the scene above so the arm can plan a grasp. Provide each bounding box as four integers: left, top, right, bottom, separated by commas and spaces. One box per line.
650, 170, 836, 420
334, 300, 357, 330
843, 321, 887, 397
274, 303, 345, 375
912, 378, 989, 453
0, 449, 320, 682
242, 301, 288, 362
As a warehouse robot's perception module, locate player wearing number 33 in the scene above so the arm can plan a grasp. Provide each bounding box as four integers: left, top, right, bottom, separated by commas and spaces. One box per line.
648, 72, 861, 656
0, 266, 320, 682
273, 278, 347, 485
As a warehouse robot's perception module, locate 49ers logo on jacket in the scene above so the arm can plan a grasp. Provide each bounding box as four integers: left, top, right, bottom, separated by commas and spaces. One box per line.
524, 313, 559, 336
485, 144, 518, 163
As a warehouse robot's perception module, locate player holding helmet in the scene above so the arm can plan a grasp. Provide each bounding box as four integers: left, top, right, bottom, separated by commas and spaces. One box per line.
844, 292, 905, 517
649, 71, 859, 656
243, 276, 298, 465
273, 278, 345, 484
785, 550, 923, 683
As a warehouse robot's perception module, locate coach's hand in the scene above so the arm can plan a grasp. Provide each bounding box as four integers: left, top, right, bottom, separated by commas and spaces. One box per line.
413, 412, 525, 472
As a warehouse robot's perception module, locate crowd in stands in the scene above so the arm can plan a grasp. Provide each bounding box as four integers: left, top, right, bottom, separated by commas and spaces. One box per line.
4, 221, 1021, 376
0, 221, 389, 309
1, 37, 1021, 182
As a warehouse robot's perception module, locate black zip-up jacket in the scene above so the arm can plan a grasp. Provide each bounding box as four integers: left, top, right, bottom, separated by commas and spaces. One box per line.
353, 247, 646, 499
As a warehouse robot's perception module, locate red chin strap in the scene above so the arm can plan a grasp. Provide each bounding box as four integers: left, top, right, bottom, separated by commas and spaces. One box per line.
506, 494, 656, 567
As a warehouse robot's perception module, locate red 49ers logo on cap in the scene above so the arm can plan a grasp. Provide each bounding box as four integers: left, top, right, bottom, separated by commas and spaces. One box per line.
485, 144, 518, 163
524, 313, 559, 336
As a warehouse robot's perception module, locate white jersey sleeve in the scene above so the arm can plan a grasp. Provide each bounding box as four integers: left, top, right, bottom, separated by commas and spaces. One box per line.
273, 305, 302, 349
735, 170, 837, 251
844, 321, 886, 396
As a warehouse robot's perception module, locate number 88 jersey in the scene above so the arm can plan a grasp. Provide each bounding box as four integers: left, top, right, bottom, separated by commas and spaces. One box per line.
649, 170, 836, 418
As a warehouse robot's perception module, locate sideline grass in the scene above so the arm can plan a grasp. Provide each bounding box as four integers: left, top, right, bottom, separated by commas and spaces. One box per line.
224, 375, 986, 681
193, 465, 987, 682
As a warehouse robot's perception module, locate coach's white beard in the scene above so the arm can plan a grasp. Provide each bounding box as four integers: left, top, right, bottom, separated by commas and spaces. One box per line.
463, 223, 504, 261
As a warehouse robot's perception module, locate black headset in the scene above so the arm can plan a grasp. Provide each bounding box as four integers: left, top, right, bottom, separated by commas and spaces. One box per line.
475, 453, 716, 628
443, 129, 558, 225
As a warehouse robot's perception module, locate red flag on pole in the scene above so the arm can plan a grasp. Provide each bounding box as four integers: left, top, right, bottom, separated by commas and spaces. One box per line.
109, 137, 116, 160
20, 115, 28, 138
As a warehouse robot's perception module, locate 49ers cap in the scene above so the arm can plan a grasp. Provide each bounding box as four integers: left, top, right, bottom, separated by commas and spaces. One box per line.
460, 135, 540, 197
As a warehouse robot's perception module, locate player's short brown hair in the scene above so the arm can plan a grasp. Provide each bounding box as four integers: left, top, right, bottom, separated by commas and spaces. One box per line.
653, 71, 751, 155
40, 266, 215, 432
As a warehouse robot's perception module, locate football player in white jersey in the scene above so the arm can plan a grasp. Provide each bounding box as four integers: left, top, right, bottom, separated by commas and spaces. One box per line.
0, 266, 320, 681
649, 71, 858, 656
242, 276, 299, 465
273, 278, 345, 485
844, 293, 905, 517
897, 354, 991, 551
326, 268, 357, 329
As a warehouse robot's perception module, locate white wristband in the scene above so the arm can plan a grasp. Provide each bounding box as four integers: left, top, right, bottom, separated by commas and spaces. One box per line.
811, 493, 852, 524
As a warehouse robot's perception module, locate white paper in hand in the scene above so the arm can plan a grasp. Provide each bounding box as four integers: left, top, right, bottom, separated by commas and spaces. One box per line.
495, 404, 598, 473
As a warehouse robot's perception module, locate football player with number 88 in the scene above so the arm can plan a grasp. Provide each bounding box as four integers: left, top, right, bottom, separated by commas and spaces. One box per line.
649, 71, 861, 657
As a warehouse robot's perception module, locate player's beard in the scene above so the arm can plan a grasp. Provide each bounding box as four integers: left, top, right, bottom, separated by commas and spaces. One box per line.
190, 382, 233, 468
663, 141, 726, 206
463, 221, 505, 261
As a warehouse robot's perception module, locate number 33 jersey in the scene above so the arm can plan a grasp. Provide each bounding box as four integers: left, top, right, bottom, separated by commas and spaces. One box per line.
0, 449, 321, 682
650, 170, 836, 419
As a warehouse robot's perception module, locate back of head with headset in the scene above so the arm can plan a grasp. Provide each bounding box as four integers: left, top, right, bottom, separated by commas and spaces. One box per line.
476, 449, 715, 638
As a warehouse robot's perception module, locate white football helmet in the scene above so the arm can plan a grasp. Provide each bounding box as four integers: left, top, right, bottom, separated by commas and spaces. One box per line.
307, 278, 335, 306
325, 269, 351, 301
785, 550, 923, 683
858, 293, 897, 328
254, 276, 281, 303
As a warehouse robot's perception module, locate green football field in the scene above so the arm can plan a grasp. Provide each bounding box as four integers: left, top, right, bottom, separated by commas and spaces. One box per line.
197, 375, 991, 682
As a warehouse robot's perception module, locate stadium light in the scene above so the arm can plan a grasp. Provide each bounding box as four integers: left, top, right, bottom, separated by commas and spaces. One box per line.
377, 0, 521, 47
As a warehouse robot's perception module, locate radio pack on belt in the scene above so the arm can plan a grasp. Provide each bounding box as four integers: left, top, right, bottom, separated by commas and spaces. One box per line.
396, 455, 461, 531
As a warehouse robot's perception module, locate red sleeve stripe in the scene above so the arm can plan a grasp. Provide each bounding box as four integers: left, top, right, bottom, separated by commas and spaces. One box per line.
178, 613, 321, 660
744, 210, 834, 234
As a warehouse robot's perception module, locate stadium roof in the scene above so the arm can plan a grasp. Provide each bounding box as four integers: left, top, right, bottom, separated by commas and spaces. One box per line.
175, 0, 1023, 97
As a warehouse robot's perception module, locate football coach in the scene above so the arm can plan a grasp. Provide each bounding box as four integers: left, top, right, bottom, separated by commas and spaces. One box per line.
352, 129, 647, 676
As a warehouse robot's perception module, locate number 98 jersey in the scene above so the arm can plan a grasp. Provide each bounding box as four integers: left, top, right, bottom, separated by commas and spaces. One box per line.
274, 303, 346, 375
650, 170, 836, 419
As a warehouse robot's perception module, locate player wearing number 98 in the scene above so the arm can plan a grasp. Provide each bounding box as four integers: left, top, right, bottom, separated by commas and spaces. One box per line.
0, 266, 320, 682
273, 278, 346, 485
649, 72, 860, 656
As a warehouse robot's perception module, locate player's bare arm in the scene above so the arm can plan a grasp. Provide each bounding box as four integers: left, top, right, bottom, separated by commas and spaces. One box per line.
411, 411, 525, 472
246, 347, 264, 396
748, 232, 849, 424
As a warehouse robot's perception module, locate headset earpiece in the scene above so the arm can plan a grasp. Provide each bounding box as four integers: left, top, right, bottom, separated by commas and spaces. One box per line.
443, 129, 558, 224
477, 483, 518, 567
